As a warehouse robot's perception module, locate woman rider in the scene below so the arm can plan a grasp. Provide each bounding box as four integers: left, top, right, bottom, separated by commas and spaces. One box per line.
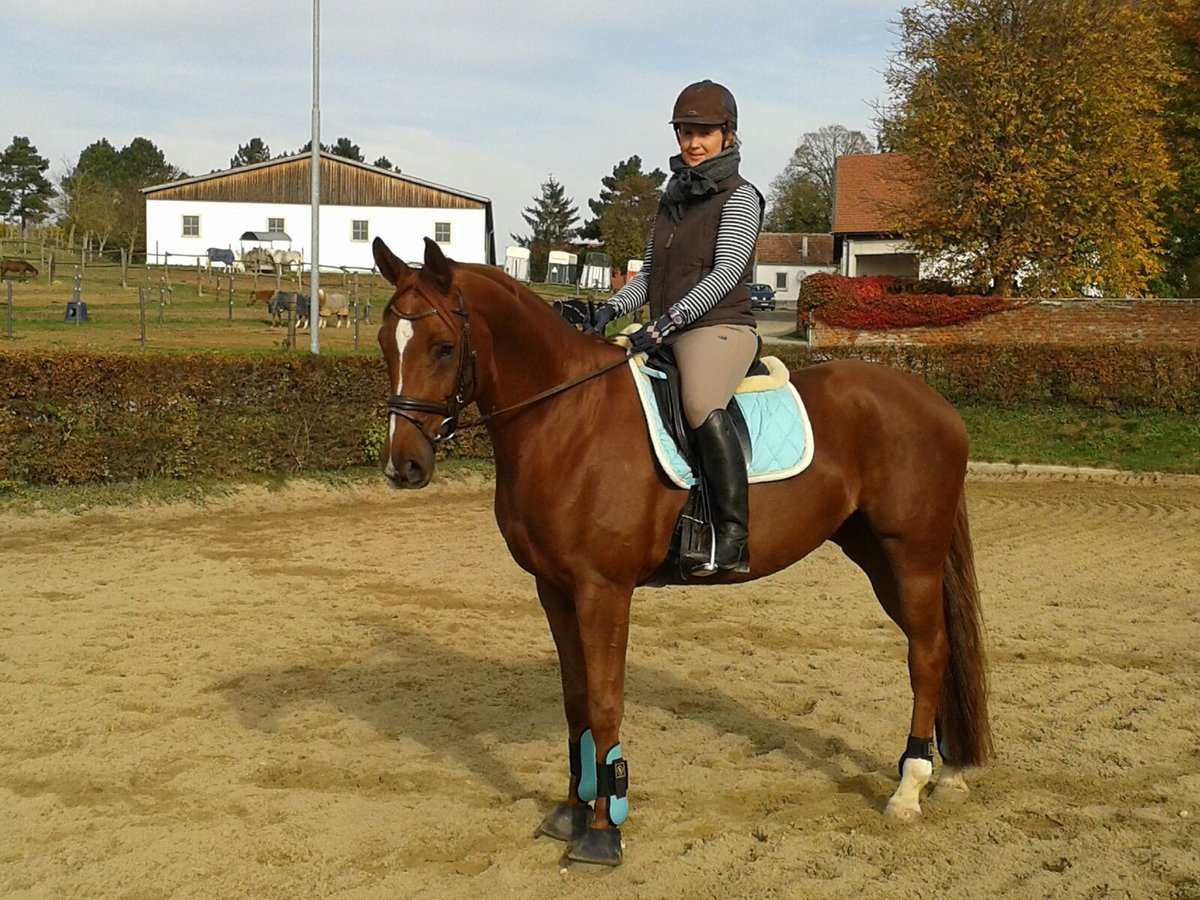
590, 79, 764, 576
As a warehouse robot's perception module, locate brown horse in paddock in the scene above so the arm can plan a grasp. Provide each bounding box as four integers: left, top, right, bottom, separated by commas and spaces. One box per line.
372, 236, 992, 866
0, 258, 38, 280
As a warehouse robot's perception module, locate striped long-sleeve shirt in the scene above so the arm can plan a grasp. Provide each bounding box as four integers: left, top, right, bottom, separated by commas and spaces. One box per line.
607, 183, 763, 326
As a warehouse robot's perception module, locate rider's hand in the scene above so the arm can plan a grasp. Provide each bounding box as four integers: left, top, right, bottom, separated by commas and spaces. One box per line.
627, 313, 679, 354
587, 304, 618, 336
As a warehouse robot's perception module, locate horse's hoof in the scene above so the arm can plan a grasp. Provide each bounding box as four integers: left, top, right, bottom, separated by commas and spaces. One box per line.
566, 826, 623, 866
883, 799, 922, 822
932, 770, 970, 804
535, 804, 592, 842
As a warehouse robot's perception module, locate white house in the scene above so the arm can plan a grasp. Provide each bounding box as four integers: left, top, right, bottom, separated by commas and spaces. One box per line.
832, 153, 922, 279
753, 233, 836, 302
142, 152, 495, 270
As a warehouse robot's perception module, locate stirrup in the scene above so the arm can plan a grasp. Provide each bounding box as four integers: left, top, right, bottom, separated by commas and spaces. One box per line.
686, 524, 748, 576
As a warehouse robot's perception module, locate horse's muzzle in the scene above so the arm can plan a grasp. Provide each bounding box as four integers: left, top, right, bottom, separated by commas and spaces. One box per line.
383, 454, 432, 489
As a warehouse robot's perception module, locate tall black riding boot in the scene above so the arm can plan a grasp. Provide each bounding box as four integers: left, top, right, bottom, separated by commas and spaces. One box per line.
686, 409, 750, 576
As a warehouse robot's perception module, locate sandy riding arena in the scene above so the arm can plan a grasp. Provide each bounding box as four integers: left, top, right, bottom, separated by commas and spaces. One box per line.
2, 470, 1198, 898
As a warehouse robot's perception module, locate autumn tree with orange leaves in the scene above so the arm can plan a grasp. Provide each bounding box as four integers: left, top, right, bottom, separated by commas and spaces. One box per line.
882, 0, 1177, 296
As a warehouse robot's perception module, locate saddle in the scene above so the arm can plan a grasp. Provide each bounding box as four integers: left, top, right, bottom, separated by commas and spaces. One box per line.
641, 343, 762, 474
635, 342, 811, 580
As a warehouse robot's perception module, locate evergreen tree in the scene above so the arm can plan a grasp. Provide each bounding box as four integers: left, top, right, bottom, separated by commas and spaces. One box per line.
511, 176, 580, 281
765, 126, 871, 233
0, 136, 55, 228
61, 137, 186, 251
329, 137, 364, 162
585, 157, 666, 272
230, 137, 272, 168
372, 156, 395, 171
883, 0, 1176, 295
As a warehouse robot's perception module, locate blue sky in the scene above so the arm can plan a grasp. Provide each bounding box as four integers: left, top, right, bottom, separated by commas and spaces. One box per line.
2, 0, 901, 256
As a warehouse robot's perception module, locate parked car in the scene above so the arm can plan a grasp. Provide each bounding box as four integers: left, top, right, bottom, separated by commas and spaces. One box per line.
748, 283, 776, 311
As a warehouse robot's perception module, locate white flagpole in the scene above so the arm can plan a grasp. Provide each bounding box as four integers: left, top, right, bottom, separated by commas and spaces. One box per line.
309, 0, 321, 354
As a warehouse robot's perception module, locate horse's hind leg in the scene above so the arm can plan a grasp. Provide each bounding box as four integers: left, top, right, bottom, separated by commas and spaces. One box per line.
833, 516, 948, 820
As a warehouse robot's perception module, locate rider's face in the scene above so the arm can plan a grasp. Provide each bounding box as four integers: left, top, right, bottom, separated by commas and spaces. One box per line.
676, 124, 726, 167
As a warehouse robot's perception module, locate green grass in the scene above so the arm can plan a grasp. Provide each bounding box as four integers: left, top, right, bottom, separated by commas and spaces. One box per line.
0, 459, 495, 515
961, 404, 1200, 473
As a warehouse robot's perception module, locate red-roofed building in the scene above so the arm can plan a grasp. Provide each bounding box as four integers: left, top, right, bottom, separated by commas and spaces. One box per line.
832, 153, 921, 278
752, 233, 836, 302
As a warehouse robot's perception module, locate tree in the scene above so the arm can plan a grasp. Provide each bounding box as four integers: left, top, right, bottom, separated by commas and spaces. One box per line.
0, 136, 55, 228
765, 126, 872, 233
372, 156, 395, 171
882, 0, 1176, 296
1158, 0, 1200, 295
60, 137, 186, 252
581, 156, 666, 268
230, 138, 272, 168
763, 176, 829, 233
329, 137, 364, 162
511, 176, 580, 281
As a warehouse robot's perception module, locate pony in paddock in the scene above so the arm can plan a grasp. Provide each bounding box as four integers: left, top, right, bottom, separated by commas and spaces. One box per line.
372, 236, 992, 866
0, 258, 38, 280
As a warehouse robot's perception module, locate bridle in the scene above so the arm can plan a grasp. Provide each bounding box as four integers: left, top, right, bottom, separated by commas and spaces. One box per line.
382, 282, 629, 451
384, 284, 478, 448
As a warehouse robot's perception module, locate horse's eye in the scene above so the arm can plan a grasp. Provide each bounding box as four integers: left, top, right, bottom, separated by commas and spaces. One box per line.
434, 342, 456, 361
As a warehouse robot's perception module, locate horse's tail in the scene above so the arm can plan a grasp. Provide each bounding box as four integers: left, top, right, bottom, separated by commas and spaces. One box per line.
939, 488, 993, 768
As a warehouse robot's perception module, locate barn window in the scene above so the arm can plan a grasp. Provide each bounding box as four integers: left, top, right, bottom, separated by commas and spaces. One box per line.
434, 222, 451, 244
775, 271, 788, 289
267, 217, 285, 233
351, 220, 369, 242
182, 215, 200, 237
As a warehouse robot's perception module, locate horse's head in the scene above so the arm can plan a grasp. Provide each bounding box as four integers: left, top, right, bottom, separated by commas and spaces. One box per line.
374, 236, 474, 490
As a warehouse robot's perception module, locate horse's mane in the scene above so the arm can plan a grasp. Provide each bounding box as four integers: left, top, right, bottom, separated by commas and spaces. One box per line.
457, 262, 612, 346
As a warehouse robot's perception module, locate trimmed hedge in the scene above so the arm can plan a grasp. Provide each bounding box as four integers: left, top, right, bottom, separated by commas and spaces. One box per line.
798, 273, 1015, 329
767, 343, 1200, 413
1, 344, 1196, 484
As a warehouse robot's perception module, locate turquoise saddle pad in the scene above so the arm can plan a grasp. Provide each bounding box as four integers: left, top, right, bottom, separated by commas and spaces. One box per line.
627, 356, 815, 489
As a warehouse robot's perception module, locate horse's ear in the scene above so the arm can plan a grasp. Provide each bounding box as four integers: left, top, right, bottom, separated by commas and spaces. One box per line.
421, 236, 454, 293
373, 237, 411, 286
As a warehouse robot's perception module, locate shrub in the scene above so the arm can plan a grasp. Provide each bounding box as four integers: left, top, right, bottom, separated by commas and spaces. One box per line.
798, 274, 1015, 329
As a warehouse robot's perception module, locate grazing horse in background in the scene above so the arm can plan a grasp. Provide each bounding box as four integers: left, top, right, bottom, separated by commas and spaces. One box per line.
317, 289, 351, 328
272, 249, 303, 272
372, 236, 992, 866
205, 248, 236, 268
265, 291, 309, 327
0, 258, 38, 280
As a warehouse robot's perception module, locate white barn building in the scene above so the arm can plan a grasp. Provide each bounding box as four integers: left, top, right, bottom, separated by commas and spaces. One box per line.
142, 152, 495, 269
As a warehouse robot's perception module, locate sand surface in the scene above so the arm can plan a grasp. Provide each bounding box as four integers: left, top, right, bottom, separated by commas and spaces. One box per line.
2, 470, 1198, 898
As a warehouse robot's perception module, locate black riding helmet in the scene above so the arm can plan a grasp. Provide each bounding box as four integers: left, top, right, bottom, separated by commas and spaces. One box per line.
670, 80, 738, 131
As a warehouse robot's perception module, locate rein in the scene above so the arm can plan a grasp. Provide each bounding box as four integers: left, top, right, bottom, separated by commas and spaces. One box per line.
384, 284, 628, 446
459, 354, 630, 432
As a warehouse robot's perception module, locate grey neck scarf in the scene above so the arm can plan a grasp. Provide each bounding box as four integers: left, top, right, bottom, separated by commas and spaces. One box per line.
661, 146, 741, 222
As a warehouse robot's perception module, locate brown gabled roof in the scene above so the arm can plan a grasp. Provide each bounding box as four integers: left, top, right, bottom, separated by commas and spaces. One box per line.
832, 153, 916, 235
754, 232, 834, 266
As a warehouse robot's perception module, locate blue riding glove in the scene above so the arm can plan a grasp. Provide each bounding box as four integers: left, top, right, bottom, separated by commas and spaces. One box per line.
627, 312, 681, 354
588, 303, 618, 335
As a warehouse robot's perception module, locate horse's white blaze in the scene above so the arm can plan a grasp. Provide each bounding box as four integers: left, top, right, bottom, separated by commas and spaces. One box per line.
884, 756, 933, 821
384, 319, 416, 478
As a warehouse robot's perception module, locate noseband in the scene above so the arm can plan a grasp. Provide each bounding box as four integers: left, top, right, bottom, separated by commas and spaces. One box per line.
384, 285, 478, 449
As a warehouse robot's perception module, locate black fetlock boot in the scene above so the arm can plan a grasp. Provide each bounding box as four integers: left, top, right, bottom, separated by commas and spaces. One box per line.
685, 409, 750, 576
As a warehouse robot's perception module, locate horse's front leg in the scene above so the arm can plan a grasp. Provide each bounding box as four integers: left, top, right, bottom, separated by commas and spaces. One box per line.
565, 580, 634, 867
534, 578, 595, 843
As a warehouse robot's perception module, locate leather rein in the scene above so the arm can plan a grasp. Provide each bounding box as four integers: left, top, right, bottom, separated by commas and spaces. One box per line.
384, 286, 628, 448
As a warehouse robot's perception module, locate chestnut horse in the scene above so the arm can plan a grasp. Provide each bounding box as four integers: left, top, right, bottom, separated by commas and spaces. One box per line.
373, 236, 992, 866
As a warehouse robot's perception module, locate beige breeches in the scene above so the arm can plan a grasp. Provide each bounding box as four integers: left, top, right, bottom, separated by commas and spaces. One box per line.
666, 324, 759, 429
